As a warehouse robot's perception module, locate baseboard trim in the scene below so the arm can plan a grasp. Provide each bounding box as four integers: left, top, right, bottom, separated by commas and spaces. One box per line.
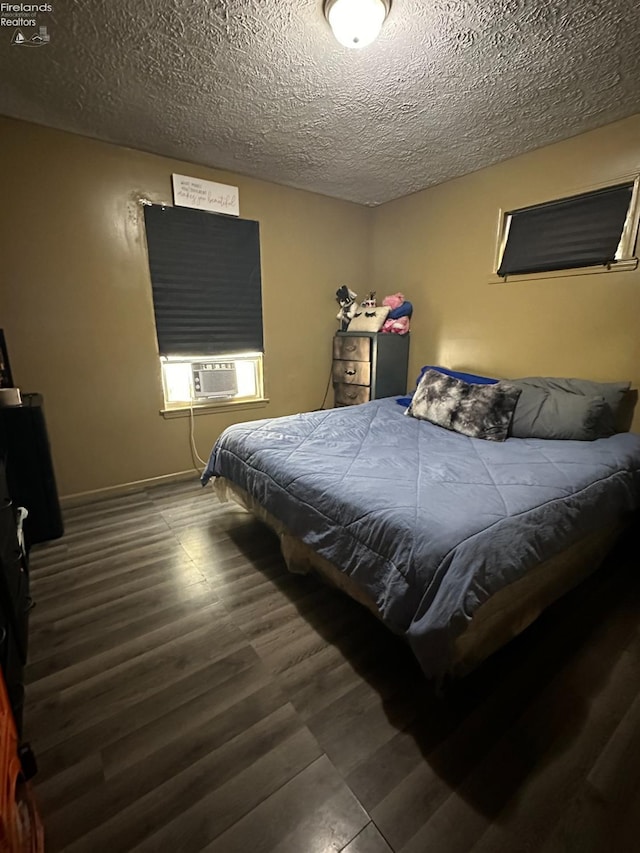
60, 468, 201, 508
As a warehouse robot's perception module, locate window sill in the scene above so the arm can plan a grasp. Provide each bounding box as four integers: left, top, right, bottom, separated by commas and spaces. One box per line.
160, 398, 270, 418
487, 257, 638, 285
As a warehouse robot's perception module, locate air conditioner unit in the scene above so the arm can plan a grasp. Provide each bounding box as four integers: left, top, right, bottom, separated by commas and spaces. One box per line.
191, 361, 238, 400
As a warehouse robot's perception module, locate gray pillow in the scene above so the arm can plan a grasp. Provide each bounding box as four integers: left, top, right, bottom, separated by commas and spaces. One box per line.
407, 369, 521, 442
509, 376, 631, 437
509, 384, 609, 440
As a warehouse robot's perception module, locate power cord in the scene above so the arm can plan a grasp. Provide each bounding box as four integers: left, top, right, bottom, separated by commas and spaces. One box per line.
319, 363, 333, 410
189, 401, 209, 473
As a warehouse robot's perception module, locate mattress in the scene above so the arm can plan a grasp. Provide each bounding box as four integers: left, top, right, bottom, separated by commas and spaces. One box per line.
203, 398, 640, 677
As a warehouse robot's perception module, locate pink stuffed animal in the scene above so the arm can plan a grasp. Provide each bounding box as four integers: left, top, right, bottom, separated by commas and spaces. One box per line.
382, 315, 410, 334
381, 292, 412, 334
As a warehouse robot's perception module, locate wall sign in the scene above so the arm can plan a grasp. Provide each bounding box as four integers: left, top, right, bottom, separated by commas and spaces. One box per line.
171, 174, 239, 216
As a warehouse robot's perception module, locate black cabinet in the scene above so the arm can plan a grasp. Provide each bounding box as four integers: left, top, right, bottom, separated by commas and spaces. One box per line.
0, 392, 58, 738
0, 393, 63, 548
0, 459, 30, 736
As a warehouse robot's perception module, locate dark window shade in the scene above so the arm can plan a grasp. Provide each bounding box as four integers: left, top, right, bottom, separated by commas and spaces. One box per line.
144, 204, 263, 356
497, 182, 634, 277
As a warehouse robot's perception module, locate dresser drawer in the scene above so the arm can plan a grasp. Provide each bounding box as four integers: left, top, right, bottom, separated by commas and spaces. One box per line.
2, 550, 26, 613
334, 384, 371, 406
332, 360, 371, 386
333, 336, 371, 362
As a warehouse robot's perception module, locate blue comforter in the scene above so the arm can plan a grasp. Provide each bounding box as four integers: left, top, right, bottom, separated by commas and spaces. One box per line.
203, 399, 640, 676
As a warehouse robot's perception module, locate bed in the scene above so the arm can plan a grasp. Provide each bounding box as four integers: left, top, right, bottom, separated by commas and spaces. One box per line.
202, 397, 640, 679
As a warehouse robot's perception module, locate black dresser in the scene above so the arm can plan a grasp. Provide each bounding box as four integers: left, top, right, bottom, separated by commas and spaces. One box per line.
0, 393, 62, 735
0, 457, 30, 736
0, 393, 63, 549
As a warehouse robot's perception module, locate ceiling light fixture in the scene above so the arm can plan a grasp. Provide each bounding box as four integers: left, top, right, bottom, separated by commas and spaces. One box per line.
324, 0, 391, 49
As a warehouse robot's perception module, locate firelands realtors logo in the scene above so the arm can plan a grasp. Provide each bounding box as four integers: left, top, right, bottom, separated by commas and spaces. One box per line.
1, 3, 52, 45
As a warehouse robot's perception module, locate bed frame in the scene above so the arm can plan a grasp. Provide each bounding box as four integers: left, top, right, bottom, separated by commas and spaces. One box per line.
214, 477, 627, 677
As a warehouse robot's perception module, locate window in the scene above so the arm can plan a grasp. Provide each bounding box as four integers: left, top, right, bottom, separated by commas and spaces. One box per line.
496, 178, 639, 278
161, 353, 263, 406
143, 204, 265, 408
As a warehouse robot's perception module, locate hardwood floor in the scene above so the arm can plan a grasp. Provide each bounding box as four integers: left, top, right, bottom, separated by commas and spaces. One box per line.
23, 480, 640, 852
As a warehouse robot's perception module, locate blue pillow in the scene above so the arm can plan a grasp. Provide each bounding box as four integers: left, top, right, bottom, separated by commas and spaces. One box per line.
396, 366, 498, 407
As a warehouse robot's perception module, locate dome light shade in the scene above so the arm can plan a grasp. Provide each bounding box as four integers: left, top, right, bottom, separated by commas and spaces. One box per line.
324, 0, 391, 49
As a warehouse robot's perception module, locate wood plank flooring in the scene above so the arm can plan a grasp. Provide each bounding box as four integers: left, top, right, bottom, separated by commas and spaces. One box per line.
23, 480, 640, 852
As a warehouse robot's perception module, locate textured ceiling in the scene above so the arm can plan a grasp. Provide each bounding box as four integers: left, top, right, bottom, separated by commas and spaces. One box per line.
1, 0, 639, 205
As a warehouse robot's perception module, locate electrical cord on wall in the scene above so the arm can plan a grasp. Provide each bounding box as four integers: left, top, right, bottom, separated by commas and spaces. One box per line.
189, 401, 209, 474
318, 364, 333, 410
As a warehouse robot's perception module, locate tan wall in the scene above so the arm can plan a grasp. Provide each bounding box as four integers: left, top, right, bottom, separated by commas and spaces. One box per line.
371, 114, 640, 431
2, 114, 638, 499
0, 117, 371, 497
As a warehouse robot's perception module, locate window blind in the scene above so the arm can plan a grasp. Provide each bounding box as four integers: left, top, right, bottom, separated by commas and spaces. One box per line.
497, 182, 634, 277
144, 204, 263, 356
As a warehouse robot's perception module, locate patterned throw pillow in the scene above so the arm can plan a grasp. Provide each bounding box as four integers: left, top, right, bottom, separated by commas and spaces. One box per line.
407, 369, 521, 442
347, 306, 390, 333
